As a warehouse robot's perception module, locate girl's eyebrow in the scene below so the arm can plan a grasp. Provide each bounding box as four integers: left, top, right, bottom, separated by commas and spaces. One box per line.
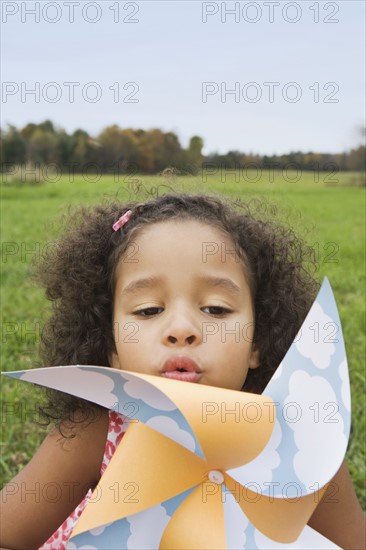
121, 276, 162, 296
121, 276, 242, 297
197, 275, 242, 295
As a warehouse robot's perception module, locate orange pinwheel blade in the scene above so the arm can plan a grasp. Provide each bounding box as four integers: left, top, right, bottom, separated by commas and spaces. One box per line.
132, 373, 275, 470
225, 474, 328, 543
160, 481, 226, 550
72, 421, 206, 537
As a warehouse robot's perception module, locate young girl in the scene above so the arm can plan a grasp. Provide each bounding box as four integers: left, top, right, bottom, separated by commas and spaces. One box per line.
1, 193, 364, 549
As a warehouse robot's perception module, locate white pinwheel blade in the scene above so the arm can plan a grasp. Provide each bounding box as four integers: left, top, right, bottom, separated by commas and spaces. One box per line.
252, 524, 341, 549
228, 277, 351, 499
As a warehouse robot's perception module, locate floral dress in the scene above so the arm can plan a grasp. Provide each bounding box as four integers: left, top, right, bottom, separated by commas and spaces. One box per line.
39, 411, 126, 549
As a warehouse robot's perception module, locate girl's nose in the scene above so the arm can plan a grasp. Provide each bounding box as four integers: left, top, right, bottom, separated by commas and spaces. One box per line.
166, 333, 197, 345
162, 310, 201, 346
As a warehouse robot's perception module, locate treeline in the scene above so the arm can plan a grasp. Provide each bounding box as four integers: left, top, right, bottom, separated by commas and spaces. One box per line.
0, 121, 204, 174
205, 149, 365, 173
1, 120, 365, 174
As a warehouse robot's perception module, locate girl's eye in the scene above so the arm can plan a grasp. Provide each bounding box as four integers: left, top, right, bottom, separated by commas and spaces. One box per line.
202, 306, 232, 316
133, 307, 163, 317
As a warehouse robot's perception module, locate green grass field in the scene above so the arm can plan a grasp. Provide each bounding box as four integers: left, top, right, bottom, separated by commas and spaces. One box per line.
1, 170, 365, 509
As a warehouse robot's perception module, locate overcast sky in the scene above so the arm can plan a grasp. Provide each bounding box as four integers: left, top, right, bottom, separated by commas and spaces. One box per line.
1, 0, 365, 154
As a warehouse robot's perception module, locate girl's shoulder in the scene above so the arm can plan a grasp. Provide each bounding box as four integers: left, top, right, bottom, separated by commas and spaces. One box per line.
0, 407, 109, 549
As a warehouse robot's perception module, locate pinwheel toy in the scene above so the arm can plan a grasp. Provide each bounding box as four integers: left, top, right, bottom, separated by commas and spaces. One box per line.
4, 278, 351, 549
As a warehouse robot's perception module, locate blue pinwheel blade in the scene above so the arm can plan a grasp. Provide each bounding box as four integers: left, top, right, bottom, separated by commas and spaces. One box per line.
3, 366, 204, 458
68, 488, 195, 548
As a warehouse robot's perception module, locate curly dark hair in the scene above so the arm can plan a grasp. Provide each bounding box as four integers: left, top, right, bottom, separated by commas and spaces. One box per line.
37, 192, 319, 424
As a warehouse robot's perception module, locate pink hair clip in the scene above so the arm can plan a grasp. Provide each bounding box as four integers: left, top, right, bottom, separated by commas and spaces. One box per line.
112, 210, 132, 232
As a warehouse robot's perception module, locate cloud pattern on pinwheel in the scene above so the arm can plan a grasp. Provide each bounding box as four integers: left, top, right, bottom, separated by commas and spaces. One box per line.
295, 301, 336, 369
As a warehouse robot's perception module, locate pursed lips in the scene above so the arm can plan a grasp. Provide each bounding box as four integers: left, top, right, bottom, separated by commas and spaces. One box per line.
161, 356, 202, 383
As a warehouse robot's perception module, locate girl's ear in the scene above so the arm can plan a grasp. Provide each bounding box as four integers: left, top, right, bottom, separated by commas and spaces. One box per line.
248, 347, 260, 370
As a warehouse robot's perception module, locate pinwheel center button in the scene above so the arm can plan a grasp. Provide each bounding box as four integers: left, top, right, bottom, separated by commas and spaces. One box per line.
208, 470, 224, 484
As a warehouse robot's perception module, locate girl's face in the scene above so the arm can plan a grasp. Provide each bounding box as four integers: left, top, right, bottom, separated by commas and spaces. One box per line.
111, 220, 259, 391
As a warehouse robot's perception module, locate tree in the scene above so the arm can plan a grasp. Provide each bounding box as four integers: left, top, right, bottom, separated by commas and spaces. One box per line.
347, 146, 366, 171
0, 125, 26, 165
27, 126, 59, 164
185, 136, 204, 173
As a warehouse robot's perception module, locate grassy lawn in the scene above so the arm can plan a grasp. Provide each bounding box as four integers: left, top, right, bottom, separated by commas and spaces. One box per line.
1, 170, 365, 508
